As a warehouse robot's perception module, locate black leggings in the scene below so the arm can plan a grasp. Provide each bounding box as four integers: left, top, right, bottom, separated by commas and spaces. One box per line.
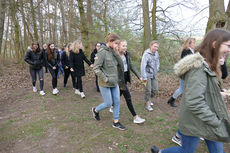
120, 84, 137, 117
64, 68, 76, 88
48, 67, 58, 89
76, 76, 83, 92
29, 67, 44, 90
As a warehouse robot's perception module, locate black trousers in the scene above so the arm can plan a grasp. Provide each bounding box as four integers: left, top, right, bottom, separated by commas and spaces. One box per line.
76, 76, 83, 92
48, 67, 58, 89
120, 72, 137, 117
64, 68, 76, 88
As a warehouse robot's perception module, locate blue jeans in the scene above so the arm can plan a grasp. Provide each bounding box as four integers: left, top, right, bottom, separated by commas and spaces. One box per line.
95, 85, 120, 120
172, 79, 184, 99
161, 131, 224, 153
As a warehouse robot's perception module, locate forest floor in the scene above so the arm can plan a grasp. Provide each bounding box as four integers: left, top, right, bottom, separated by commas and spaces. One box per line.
0, 64, 230, 153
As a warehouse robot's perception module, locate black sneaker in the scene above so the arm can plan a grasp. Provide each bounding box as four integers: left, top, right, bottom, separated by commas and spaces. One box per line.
112, 122, 126, 130
92, 108, 100, 120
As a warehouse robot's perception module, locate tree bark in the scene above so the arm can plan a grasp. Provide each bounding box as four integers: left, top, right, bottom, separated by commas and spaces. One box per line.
29, 0, 39, 41
53, 1, 57, 44
0, 0, 6, 55
103, 0, 108, 35
206, 0, 226, 33
152, 0, 157, 40
142, 0, 152, 50
3, 10, 9, 59
68, 0, 73, 42
38, 0, 44, 44
87, 0, 93, 52
59, 0, 67, 44
78, 0, 89, 54
19, 0, 28, 53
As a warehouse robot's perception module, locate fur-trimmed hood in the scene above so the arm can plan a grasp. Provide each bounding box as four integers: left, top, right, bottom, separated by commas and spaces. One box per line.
174, 53, 204, 77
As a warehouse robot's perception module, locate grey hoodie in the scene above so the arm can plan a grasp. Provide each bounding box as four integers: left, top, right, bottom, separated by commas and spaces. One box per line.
141, 48, 160, 80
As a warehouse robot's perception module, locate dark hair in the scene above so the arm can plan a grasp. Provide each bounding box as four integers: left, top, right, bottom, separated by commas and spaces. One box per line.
105, 33, 120, 43
31, 41, 41, 53
195, 28, 230, 76
47, 43, 57, 61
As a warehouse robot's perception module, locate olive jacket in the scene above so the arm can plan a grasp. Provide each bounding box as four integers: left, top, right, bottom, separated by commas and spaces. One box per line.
174, 53, 230, 142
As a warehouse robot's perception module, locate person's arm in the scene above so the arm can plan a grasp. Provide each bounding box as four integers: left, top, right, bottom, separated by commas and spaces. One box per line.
61, 51, 67, 69
82, 51, 92, 66
184, 68, 221, 128
141, 54, 148, 80
90, 51, 95, 64
24, 50, 34, 65
128, 53, 141, 79
156, 51, 160, 72
93, 51, 108, 82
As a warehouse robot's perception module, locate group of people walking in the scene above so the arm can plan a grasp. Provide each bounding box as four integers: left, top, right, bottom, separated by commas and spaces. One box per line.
25, 29, 230, 153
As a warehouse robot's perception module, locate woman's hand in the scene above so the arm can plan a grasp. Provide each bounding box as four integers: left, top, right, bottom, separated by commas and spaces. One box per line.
53, 66, 56, 70
65, 66, 68, 69
90, 64, 94, 68
70, 68, 74, 72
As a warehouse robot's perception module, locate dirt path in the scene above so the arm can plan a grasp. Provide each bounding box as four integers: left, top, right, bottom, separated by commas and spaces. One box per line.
0, 64, 229, 153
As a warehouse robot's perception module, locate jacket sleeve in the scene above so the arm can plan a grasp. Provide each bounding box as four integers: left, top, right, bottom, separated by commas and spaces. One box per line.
141, 53, 148, 80
221, 62, 228, 79
184, 68, 221, 128
82, 52, 92, 66
93, 51, 108, 82
24, 50, 34, 65
90, 52, 95, 64
61, 51, 67, 68
55, 51, 60, 67
128, 53, 140, 79
69, 51, 74, 69
112, 51, 125, 88
156, 51, 160, 72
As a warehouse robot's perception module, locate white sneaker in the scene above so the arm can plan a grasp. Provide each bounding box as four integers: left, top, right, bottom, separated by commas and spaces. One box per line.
109, 107, 113, 113
80, 92, 86, 98
40, 90, 46, 96
33, 86, 37, 92
52, 88, 59, 95
133, 115, 145, 124
75, 89, 81, 95
149, 101, 154, 106
146, 105, 153, 111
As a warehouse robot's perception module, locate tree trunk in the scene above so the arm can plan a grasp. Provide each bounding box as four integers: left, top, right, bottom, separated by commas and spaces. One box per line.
9, 0, 22, 63
78, 0, 89, 54
59, 0, 67, 44
152, 0, 157, 40
142, 0, 152, 50
29, 0, 39, 41
53, 1, 57, 44
19, 0, 28, 54
48, 0, 52, 42
68, 0, 73, 42
0, 0, 6, 55
38, 0, 44, 44
206, 0, 226, 33
103, 1, 108, 35
3, 11, 9, 59
87, 0, 93, 52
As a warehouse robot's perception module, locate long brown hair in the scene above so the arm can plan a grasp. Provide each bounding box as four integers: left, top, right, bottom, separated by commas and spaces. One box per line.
47, 43, 57, 61
105, 33, 120, 43
66, 43, 72, 56
31, 41, 41, 53
180, 38, 196, 53
195, 28, 230, 77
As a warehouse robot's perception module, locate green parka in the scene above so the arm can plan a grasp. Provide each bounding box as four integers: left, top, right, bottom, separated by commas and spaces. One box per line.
174, 53, 230, 143
93, 45, 124, 88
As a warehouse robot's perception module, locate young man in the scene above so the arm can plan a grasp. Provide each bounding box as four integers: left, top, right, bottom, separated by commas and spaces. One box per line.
141, 41, 160, 111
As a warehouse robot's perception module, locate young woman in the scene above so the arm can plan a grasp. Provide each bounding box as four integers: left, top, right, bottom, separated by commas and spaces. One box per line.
24, 42, 45, 96
110, 40, 145, 124
151, 28, 230, 153
45, 43, 60, 95
69, 40, 93, 98
90, 42, 101, 92
61, 43, 76, 89
167, 38, 196, 107
92, 33, 126, 130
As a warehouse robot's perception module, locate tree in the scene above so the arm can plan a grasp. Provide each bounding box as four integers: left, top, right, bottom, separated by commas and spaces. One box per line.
152, 0, 157, 40
29, 0, 39, 41
0, 0, 6, 55
142, 0, 152, 50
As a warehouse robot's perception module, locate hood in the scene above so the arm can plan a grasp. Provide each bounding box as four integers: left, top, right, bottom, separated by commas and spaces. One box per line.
99, 45, 111, 52
174, 53, 204, 77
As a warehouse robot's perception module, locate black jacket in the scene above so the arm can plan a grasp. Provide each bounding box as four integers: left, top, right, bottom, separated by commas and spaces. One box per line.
45, 49, 60, 69
61, 51, 70, 69
124, 51, 141, 83
24, 49, 44, 70
69, 49, 91, 77
221, 62, 228, 79
181, 49, 193, 59
90, 49, 98, 64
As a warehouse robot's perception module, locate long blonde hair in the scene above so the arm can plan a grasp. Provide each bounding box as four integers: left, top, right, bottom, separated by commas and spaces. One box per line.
66, 43, 72, 56
71, 40, 83, 54
180, 38, 196, 53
